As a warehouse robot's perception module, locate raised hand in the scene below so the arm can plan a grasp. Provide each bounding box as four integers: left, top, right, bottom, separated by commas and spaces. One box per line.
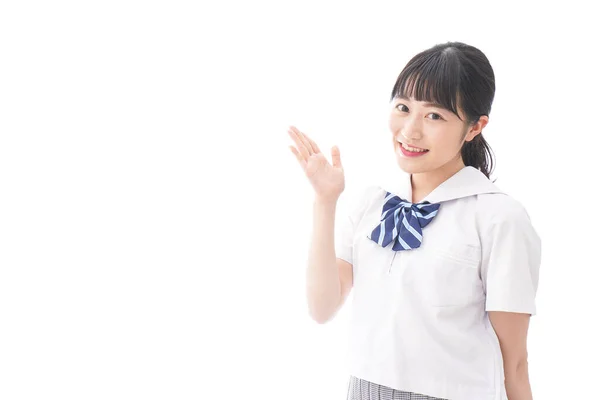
288, 126, 345, 201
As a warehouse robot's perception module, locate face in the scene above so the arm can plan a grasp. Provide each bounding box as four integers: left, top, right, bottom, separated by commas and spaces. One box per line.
389, 95, 487, 176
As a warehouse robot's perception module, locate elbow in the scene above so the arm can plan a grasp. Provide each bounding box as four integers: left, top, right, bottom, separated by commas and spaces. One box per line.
504, 357, 529, 380
311, 314, 330, 324
312, 315, 334, 325
306, 290, 340, 324
308, 307, 334, 324
307, 301, 337, 324
311, 313, 333, 325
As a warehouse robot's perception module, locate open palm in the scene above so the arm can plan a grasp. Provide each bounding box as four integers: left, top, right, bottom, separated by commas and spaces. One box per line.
288, 126, 345, 200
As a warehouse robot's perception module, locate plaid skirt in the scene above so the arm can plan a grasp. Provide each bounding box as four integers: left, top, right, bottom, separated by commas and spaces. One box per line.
347, 376, 447, 400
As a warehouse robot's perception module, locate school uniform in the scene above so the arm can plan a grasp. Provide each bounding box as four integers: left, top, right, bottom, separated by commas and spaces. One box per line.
335, 166, 541, 400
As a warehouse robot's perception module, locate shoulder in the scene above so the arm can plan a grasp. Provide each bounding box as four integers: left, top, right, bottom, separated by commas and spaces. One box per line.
476, 192, 537, 241
475, 191, 533, 224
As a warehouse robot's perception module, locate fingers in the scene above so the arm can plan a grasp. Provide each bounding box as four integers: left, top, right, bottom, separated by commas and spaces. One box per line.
290, 126, 315, 154
305, 135, 321, 154
289, 145, 307, 169
331, 146, 342, 168
288, 126, 331, 172
289, 126, 318, 155
288, 127, 311, 159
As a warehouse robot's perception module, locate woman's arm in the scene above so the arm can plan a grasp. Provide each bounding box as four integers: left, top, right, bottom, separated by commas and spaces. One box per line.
488, 311, 533, 400
305, 198, 342, 324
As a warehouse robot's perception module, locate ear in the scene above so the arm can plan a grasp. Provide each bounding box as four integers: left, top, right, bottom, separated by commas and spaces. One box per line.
465, 115, 489, 142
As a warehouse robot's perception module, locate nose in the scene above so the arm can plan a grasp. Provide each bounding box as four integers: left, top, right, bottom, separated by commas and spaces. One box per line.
400, 115, 423, 141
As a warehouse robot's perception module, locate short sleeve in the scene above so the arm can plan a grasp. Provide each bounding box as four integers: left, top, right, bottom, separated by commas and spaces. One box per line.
335, 185, 381, 265
480, 200, 541, 316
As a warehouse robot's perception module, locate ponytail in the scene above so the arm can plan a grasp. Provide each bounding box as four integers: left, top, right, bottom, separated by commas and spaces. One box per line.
461, 132, 495, 179
390, 42, 498, 179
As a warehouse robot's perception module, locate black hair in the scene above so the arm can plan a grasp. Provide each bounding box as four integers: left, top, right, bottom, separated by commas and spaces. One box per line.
390, 42, 496, 179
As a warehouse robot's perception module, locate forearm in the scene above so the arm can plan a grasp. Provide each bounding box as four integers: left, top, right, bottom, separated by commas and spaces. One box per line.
505, 364, 533, 400
306, 197, 341, 323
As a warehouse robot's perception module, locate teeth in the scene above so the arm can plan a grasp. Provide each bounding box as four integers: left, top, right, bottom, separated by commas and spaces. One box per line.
399, 142, 427, 152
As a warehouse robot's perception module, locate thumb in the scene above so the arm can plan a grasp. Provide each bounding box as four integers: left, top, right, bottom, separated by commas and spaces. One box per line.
331, 146, 342, 168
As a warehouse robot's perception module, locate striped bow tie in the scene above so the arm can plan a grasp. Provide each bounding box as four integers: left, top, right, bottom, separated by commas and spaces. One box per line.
369, 193, 441, 251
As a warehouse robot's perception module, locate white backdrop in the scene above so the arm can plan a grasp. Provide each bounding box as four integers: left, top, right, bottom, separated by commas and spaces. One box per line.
1, 1, 598, 399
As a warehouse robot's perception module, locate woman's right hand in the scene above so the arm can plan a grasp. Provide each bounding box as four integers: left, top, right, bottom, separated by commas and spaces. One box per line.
288, 125, 345, 202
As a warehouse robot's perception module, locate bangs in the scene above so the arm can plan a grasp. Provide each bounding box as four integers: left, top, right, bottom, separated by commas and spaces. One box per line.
391, 50, 464, 119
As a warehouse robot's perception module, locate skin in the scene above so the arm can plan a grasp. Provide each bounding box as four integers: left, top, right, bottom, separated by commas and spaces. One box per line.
390, 95, 486, 203
390, 95, 532, 399
288, 94, 533, 398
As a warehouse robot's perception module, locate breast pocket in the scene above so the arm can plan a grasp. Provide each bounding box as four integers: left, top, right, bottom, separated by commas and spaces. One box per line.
405, 244, 484, 307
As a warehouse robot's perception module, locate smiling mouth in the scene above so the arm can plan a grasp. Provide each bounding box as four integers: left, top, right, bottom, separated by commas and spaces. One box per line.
397, 141, 429, 153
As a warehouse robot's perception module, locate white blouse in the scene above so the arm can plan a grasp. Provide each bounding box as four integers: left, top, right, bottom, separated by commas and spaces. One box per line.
335, 166, 541, 400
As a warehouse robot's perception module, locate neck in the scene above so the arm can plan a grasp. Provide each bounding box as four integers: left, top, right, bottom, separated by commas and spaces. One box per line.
411, 158, 466, 203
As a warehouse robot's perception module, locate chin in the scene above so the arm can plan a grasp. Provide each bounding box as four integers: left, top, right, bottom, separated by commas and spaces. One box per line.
396, 162, 428, 175
395, 156, 431, 174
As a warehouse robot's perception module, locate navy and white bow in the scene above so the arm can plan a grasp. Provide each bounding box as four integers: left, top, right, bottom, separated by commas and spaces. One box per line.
369, 192, 440, 251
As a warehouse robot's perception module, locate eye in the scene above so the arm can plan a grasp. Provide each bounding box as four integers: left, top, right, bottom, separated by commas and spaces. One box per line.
396, 103, 409, 112
427, 113, 444, 121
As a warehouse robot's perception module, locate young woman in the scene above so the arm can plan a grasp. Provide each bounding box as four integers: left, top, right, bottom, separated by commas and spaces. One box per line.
288, 42, 541, 400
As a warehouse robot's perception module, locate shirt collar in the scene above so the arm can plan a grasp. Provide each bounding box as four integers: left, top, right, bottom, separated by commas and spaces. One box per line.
379, 166, 503, 204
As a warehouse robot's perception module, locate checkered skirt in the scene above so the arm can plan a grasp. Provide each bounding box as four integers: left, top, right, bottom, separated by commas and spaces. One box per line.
347, 376, 447, 400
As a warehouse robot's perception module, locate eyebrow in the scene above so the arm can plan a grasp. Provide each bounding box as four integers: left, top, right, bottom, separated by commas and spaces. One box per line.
395, 96, 448, 111
422, 102, 448, 110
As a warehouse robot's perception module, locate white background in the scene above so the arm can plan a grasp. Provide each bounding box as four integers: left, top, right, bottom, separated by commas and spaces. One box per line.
1, 1, 598, 399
